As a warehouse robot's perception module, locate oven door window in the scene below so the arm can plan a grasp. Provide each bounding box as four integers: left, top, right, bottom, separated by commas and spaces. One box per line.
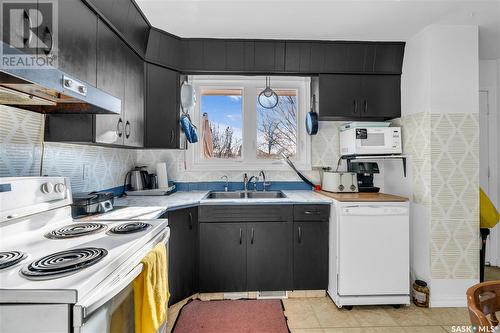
80, 283, 135, 333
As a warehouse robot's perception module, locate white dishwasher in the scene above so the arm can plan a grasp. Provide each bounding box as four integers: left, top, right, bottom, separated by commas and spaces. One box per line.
328, 201, 410, 307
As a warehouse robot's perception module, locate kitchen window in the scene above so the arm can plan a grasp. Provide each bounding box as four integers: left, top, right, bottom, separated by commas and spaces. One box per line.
187, 76, 311, 171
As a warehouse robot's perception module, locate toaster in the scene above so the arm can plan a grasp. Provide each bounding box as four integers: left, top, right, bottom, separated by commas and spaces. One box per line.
322, 171, 358, 193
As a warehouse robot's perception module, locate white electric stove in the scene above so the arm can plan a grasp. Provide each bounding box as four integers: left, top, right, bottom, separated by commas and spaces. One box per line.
0, 177, 169, 333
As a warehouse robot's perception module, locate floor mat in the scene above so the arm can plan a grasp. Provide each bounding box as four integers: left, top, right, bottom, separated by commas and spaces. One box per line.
172, 299, 290, 333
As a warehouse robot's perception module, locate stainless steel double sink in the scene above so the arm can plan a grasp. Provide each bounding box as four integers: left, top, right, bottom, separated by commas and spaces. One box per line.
203, 190, 287, 199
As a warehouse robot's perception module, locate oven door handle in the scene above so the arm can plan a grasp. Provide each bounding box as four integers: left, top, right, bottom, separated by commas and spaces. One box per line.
73, 263, 143, 327
73, 228, 169, 327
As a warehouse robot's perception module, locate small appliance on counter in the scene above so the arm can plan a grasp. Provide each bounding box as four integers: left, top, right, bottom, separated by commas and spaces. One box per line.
322, 171, 358, 193
340, 125, 402, 156
348, 161, 380, 193
71, 192, 114, 217
128, 166, 152, 191
124, 163, 176, 196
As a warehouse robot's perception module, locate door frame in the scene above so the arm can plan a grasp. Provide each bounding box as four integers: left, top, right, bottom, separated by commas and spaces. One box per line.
479, 87, 499, 266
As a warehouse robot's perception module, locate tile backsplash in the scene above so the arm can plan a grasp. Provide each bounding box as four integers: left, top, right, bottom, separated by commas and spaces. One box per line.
0, 106, 135, 193
1, 106, 345, 191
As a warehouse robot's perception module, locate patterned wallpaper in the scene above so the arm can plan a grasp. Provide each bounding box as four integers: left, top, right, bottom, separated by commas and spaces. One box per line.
0, 106, 136, 193
400, 111, 479, 280
430, 113, 479, 279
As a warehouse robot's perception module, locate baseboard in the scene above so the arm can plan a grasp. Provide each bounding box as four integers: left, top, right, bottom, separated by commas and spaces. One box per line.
430, 278, 478, 307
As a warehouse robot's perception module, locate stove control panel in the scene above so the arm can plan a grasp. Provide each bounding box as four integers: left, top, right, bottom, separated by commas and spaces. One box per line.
0, 177, 72, 223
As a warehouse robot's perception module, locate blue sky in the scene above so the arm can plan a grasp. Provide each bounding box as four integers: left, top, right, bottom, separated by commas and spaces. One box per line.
201, 95, 242, 129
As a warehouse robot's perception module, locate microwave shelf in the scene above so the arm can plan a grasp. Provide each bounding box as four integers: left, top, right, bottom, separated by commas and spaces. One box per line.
341, 154, 408, 177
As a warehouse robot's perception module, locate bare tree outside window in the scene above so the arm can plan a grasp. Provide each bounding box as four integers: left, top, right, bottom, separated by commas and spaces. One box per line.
209, 122, 242, 158
257, 90, 298, 159
200, 89, 243, 159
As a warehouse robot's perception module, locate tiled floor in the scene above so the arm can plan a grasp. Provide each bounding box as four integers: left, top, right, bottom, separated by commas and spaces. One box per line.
282, 297, 469, 333
485, 265, 500, 281
167, 296, 471, 333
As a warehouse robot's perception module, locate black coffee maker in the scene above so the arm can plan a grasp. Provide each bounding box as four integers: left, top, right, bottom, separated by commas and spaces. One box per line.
348, 161, 380, 193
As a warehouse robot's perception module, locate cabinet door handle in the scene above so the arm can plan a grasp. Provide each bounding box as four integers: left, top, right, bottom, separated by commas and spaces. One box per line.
304, 210, 320, 215
169, 129, 175, 144
43, 26, 53, 55
23, 10, 32, 46
239, 228, 243, 244
117, 118, 123, 137
188, 212, 193, 230
250, 227, 255, 244
353, 100, 358, 114
125, 121, 131, 139
298, 226, 302, 244
364, 100, 368, 113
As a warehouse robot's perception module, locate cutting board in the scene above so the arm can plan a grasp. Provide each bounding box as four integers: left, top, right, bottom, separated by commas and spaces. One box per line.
316, 190, 408, 202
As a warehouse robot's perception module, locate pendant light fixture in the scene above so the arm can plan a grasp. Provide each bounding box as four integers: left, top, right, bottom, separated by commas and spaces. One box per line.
258, 76, 278, 109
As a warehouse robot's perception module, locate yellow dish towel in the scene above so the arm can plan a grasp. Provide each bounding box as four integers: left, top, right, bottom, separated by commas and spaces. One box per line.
133, 243, 169, 333
480, 188, 499, 229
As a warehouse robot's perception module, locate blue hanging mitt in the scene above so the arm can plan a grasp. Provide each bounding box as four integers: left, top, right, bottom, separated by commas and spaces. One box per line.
180, 113, 198, 143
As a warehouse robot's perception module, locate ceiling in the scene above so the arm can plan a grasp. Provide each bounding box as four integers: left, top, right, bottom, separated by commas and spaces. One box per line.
136, 0, 500, 60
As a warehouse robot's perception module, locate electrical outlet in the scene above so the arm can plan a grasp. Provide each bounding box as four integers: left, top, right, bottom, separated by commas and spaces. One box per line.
82, 164, 89, 180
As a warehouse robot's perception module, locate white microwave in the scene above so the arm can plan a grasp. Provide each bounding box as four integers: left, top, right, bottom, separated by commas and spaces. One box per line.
340, 127, 402, 156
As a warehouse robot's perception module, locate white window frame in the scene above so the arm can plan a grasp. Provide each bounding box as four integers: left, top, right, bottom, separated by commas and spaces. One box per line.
186, 75, 311, 171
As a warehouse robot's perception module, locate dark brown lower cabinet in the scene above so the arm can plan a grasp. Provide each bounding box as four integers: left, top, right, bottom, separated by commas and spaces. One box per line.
199, 222, 247, 292
246, 222, 293, 291
293, 221, 329, 290
167, 207, 198, 305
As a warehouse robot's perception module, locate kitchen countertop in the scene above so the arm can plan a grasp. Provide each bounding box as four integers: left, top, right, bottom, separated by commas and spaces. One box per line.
316, 190, 409, 202
87, 190, 332, 220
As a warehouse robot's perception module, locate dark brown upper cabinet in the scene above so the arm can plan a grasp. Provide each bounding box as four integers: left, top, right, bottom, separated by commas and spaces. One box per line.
57, 0, 98, 86
203, 40, 226, 71
285, 42, 312, 73
318, 74, 401, 120
225, 41, 254, 72
87, 0, 150, 56
146, 29, 182, 70
253, 41, 285, 73
181, 39, 205, 71
145, 63, 180, 149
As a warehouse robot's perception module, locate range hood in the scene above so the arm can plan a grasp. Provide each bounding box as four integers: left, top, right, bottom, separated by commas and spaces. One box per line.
0, 43, 121, 114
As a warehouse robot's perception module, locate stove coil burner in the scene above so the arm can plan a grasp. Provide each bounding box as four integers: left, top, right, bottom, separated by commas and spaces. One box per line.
21, 247, 108, 280
109, 222, 152, 235
45, 223, 107, 239
0, 251, 27, 269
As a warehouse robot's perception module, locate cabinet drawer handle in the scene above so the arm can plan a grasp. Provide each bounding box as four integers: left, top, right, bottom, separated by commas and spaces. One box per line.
239, 228, 242, 244
250, 228, 254, 244
298, 226, 302, 243
364, 100, 368, 113
353, 100, 357, 114
125, 121, 131, 139
117, 118, 123, 137
304, 210, 320, 215
188, 212, 193, 230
